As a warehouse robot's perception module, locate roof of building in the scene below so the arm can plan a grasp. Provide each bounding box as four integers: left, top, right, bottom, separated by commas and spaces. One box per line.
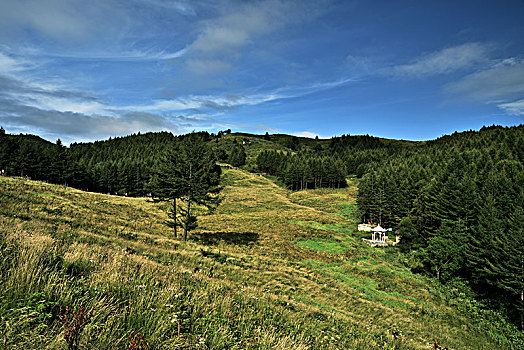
372, 225, 387, 232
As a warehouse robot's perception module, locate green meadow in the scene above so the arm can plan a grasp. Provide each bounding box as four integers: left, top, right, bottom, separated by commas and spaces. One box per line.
0, 169, 520, 349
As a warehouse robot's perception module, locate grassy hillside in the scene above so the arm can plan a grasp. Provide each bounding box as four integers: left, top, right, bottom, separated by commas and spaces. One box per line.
0, 171, 520, 349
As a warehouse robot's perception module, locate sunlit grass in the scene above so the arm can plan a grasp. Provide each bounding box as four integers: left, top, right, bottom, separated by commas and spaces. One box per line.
0, 173, 521, 349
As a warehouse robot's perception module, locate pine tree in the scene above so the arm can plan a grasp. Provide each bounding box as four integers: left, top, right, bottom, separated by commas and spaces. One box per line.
178, 134, 222, 241
148, 141, 184, 238
228, 142, 246, 167
150, 134, 222, 241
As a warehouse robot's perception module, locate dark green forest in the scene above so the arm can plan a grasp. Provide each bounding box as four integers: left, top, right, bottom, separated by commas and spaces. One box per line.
256, 150, 347, 190
352, 125, 524, 330
0, 124, 522, 329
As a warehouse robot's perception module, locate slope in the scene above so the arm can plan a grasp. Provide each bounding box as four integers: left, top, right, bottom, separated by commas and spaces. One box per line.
0, 171, 519, 349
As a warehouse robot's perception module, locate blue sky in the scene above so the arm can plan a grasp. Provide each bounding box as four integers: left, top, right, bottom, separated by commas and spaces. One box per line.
0, 0, 523, 144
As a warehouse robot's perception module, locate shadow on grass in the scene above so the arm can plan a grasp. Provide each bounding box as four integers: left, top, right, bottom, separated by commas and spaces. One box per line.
192, 231, 259, 246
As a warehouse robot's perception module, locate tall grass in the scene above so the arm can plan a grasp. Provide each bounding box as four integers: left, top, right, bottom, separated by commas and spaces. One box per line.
0, 174, 521, 349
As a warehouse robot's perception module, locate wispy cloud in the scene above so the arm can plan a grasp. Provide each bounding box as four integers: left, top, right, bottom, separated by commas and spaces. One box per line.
389, 42, 490, 77
34, 48, 188, 62
118, 77, 355, 114
0, 61, 355, 142
188, 3, 282, 54
445, 58, 524, 103
0, 91, 221, 144
498, 99, 524, 116
180, 0, 327, 77
0, 52, 30, 74
180, 1, 289, 76
138, 0, 197, 16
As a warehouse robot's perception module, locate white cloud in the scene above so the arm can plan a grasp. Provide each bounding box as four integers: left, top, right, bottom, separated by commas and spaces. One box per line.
0, 52, 34, 75
293, 131, 325, 139
180, 0, 326, 77
25, 95, 106, 115
498, 99, 524, 116
445, 58, 524, 103
138, 0, 196, 15
390, 42, 490, 77
188, 1, 288, 55
117, 77, 354, 114
35, 48, 188, 62
179, 1, 288, 76
0, 97, 215, 144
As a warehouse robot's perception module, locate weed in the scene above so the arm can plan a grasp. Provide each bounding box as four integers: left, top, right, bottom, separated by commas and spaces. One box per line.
59, 305, 93, 350
127, 332, 149, 350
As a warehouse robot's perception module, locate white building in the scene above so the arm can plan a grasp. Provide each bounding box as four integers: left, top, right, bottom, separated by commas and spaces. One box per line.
371, 225, 387, 243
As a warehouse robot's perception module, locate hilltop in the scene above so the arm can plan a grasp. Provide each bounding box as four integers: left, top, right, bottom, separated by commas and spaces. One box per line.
0, 168, 520, 349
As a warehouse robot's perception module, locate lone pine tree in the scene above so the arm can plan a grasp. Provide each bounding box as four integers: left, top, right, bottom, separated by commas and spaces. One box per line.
149, 134, 222, 240
148, 140, 184, 238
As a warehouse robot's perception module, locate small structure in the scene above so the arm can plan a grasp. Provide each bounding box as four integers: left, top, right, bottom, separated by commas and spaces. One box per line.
358, 223, 373, 232
371, 225, 387, 243
359, 223, 398, 247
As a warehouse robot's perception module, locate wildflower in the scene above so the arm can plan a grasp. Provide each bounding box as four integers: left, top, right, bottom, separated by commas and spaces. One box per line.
150, 308, 157, 312
136, 285, 146, 289
198, 337, 205, 345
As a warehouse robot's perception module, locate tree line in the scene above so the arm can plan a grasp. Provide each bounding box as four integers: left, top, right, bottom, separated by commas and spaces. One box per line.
0, 128, 227, 196
256, 150, 347, 190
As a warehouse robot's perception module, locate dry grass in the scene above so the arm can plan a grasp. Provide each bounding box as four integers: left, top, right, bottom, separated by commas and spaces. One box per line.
0, 172, 519, 349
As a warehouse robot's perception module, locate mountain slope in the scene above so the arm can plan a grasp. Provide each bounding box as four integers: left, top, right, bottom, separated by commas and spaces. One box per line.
0, 171, 520, 349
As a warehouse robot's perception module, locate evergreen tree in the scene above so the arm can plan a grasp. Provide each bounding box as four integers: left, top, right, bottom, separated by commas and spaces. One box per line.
228, 142, 246, 167
149, 141, 184, 238
179, 134, 222, 240
151, 134, 222, 241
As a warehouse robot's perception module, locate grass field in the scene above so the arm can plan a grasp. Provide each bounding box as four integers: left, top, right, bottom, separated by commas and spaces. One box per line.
0, 169, 521, 349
